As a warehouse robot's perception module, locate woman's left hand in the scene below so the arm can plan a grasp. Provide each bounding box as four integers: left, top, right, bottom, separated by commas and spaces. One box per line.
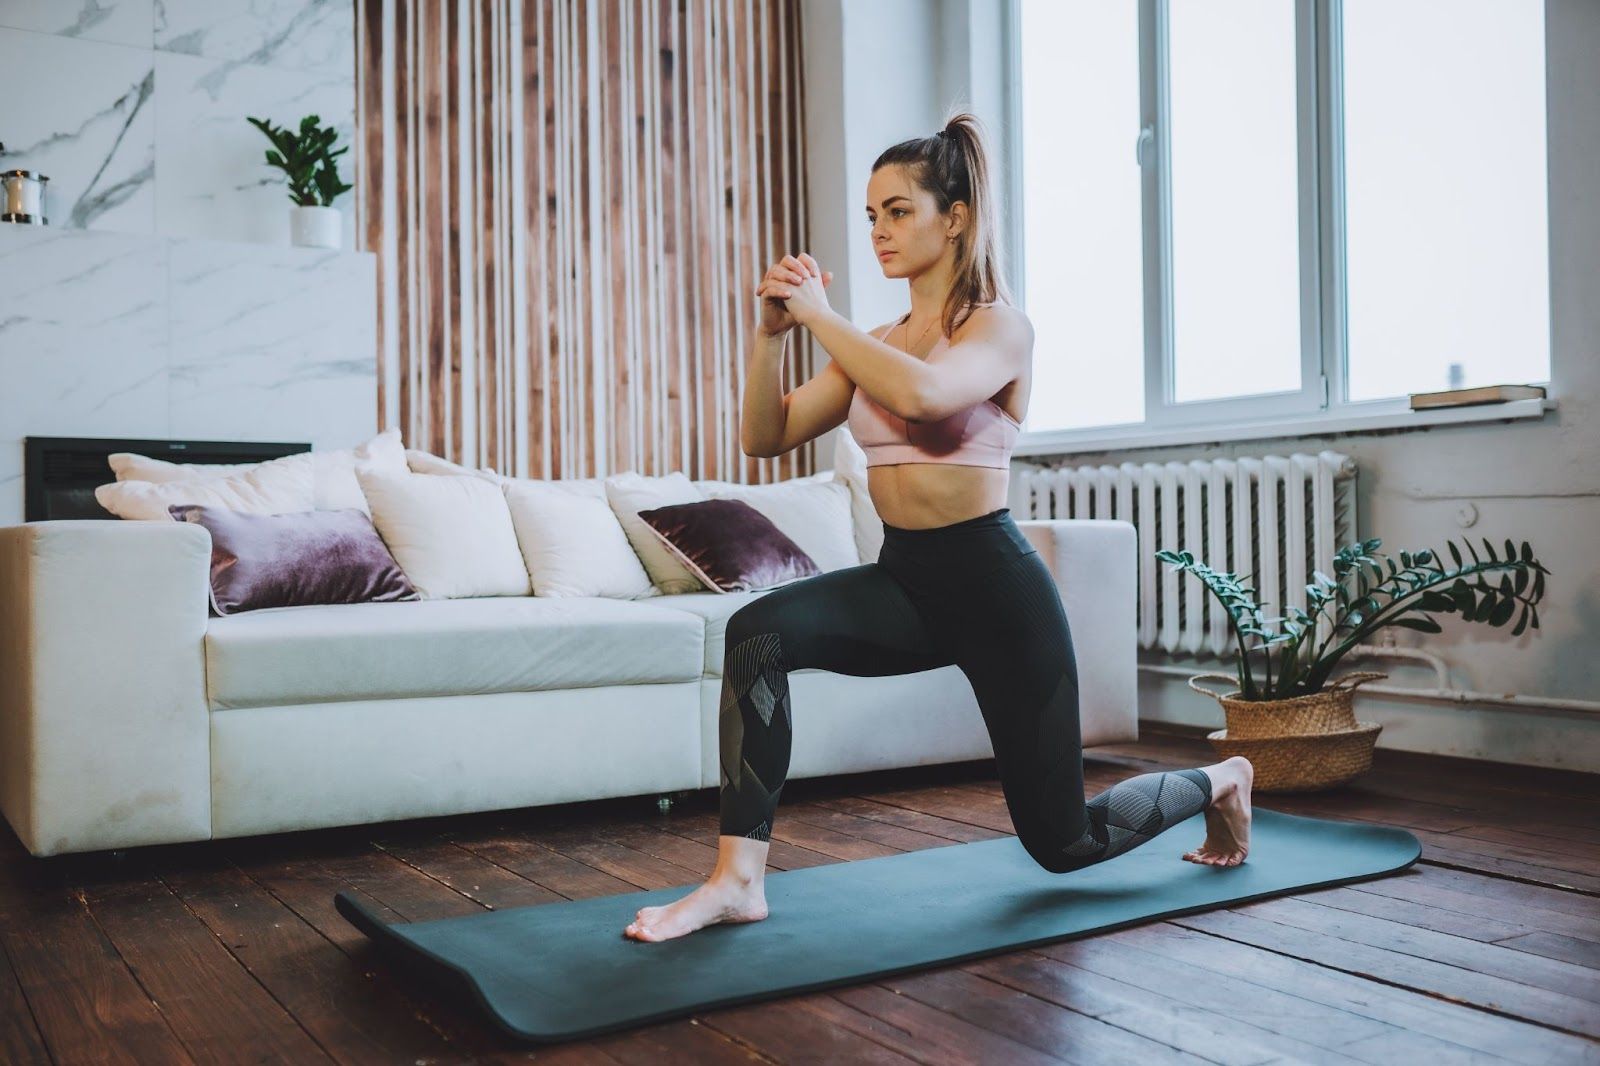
776, 252, 833, 327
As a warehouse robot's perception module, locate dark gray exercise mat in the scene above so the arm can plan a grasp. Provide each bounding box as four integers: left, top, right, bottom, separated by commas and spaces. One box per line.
335, 807, 1421, 1044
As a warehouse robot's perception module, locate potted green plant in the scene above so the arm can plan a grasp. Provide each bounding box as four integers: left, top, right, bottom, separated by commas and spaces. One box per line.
1157, 535, 1550, 791
246, 113, 353, 249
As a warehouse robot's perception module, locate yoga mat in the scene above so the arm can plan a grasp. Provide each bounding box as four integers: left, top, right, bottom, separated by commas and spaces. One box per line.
335, 808, 1420, 1044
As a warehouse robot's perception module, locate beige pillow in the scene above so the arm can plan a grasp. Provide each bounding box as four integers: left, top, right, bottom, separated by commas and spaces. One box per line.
831, 429, 881, 565
94, 453, 316, 520
355, 467, 532, 599
692, 472, 860, 572
404, 448, 509, 484
109, 456, 262, 480
603, 471, 708, 594
501, 478, 656, 599
107, 427, 407, 517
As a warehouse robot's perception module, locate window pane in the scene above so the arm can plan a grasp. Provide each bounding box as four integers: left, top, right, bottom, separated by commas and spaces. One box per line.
1018, 0, 1143, 432
1342, 0, 1550, 402
1168, 0, 1302, 404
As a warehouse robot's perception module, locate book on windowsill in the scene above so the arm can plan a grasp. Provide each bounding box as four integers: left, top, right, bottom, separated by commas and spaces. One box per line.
1408, 383, 1547, 411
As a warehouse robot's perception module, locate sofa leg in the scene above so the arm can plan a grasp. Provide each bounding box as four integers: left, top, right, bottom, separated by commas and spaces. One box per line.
655, 790, 694, 814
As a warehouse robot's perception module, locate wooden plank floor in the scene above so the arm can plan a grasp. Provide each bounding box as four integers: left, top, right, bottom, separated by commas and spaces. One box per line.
2, 725, 1597, 1064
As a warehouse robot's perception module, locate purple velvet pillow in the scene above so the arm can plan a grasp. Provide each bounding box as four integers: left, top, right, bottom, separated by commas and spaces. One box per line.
168, 504, 419, 616
637, 498, 820, 593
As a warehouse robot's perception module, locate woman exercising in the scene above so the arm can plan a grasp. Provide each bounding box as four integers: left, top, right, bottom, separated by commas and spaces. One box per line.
625, 112, 1254, 943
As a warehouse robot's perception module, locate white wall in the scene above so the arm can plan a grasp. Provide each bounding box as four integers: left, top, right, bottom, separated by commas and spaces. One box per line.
803, 0, 1017, 335
803, 0, 1599, 771
0, 0, 375, 525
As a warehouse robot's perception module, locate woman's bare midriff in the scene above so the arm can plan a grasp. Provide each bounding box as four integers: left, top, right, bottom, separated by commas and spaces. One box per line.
866, 464, 1011, 530
857, 315, 1028, 530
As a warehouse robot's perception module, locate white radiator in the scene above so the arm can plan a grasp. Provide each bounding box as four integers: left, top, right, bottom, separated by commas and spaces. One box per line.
1013, 452, 1358, 657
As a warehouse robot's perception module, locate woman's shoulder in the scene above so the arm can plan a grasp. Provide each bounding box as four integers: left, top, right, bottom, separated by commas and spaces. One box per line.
959, 300, 1030, 335
870, 315, 908, 339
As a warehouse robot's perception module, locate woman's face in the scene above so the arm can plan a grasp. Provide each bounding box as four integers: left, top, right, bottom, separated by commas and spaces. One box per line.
866, 164, 962, 278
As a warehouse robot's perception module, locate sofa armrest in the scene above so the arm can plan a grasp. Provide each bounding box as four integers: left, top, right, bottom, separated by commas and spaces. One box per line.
0, 520, 213, 856
1013, 519, 1139, 746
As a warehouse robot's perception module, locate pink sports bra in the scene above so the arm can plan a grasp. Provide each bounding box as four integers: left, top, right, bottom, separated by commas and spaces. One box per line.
847, 332, 1023, 470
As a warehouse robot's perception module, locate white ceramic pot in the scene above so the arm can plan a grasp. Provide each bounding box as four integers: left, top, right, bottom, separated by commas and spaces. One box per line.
289, 204, 341, 249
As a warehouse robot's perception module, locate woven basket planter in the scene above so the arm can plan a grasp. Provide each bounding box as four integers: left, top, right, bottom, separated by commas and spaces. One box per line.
1186, 671, 1388, 792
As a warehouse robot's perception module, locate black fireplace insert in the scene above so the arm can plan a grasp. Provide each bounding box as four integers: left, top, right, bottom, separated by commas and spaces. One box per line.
23, 436, 310, 522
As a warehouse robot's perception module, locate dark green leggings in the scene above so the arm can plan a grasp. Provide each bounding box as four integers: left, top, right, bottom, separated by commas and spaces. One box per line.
717, 507, 1213, 873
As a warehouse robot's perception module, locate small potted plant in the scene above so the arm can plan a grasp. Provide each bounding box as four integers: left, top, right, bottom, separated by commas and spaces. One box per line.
247, 113, 353, 249
1158, 536, 1549, 791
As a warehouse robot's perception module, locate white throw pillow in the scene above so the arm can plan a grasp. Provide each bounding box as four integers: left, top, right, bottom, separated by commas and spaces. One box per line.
106, 427, 407, 517
94, 454, 316, 520
831, 429, 881, 564
404, 448, 510, 484
691, 471, 860, 572
109, 456, 262, 481
501, 478, 655, 599
355, 467, 532, 599
603, 471, 708, 595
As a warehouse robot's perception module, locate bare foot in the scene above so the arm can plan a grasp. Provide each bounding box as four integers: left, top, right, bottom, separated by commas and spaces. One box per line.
1183, 755, 1254, 867
622, 875, 769, 942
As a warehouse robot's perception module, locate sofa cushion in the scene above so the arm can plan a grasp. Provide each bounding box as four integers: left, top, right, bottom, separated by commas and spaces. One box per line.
355, 467, 533, 599
831, 430, 881, 564
94, 452, 316, 520
404, 448, 510, 484
638, 498, 821, 593
205, 597, 705, 709
169, 503, 418, 615
651, 589, 773, 674
501, 478, 655, 600
690, 471, 860, 572
603, 471, 708, 594
111, 427, 407, 518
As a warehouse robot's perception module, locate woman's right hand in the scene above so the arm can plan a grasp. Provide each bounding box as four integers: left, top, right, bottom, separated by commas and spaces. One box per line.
755, 254, 832, 336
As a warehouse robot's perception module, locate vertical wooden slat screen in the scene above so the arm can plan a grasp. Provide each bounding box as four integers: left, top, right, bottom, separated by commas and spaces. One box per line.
355, 0, 815, 483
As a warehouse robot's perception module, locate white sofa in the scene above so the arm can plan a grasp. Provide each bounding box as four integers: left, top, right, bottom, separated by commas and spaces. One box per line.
0, 479, 1139, 859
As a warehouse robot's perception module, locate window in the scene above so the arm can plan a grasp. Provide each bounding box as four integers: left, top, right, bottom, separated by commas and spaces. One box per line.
1168, 0, 1302, 405
1341, 0, 1550, 402
1009, 0, 1551, 441
1017, 2, 1144, 432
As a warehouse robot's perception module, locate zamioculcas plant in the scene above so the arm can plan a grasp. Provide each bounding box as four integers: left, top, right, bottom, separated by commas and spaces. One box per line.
1156, 536, 1550, 701
246, 113, 352, 207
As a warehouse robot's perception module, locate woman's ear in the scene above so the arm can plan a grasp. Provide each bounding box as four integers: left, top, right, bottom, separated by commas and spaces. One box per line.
946, 200, 969, 242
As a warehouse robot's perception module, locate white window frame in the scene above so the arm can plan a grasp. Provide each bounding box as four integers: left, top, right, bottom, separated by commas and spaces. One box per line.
1001, 0, 1557, 457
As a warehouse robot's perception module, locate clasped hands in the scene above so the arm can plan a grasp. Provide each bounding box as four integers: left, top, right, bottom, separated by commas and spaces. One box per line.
754, 252, 834, 337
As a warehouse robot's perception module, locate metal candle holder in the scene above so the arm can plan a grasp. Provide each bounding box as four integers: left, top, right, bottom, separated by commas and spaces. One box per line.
0, 142, 50, 225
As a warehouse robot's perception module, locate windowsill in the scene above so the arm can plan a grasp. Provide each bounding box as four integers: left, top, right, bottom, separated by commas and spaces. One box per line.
1012, 397, 1557, 459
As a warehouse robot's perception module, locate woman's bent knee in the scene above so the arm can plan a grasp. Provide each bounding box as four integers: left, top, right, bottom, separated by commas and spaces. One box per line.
1022, 838, 1100, 875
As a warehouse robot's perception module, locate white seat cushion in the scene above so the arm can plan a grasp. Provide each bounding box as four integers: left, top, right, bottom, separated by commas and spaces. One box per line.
205, 597, 705, 709
652, 589, 776, 674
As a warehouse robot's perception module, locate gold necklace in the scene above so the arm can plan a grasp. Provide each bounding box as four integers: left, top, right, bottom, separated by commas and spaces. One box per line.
898, 314, 938, 357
